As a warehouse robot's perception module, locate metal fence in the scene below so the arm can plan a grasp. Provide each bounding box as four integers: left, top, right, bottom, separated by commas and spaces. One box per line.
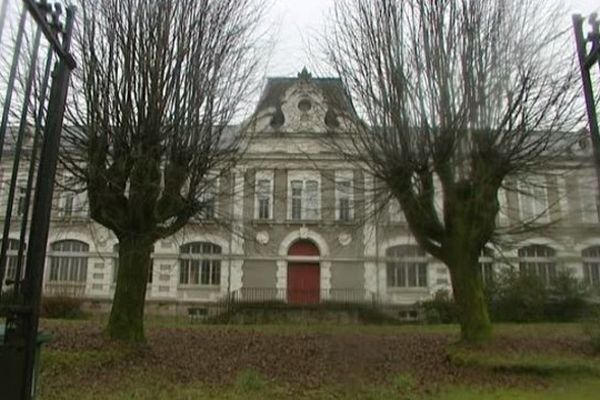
232, 287, 377, 305
0, 1, 76, 399
202, 287, 424, 324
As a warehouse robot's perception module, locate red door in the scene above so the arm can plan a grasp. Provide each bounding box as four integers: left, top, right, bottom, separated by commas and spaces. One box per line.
287, 263, 320, 304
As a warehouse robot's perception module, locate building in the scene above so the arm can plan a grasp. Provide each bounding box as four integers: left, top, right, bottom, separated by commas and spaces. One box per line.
2, 70, 600, 313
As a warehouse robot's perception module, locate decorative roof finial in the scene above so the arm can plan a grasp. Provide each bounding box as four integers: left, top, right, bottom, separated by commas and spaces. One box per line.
298, 67, 312, 81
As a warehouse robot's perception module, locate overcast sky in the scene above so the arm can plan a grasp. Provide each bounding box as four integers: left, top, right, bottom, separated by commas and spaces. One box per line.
266, 0, 600, 77
2, 0, 597, 78
1, 0, 597, 120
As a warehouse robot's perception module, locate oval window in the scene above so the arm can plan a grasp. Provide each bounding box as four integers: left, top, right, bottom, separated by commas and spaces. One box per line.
298, 99, 312, 112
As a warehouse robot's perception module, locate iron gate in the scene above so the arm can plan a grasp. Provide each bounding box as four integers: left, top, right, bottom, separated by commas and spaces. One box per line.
573, 14, 600, 218
0, 1, 76, 398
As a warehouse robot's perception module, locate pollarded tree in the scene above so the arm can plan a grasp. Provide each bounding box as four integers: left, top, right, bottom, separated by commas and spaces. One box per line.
325, 0, 581, 342
62, 0, 266, 342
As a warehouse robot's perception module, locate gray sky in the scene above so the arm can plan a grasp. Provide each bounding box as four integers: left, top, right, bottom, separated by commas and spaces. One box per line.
1, 0, 597, 120
266, 0, 600, 77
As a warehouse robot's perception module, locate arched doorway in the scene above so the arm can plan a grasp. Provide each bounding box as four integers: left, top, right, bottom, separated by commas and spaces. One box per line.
287, 240, 320, 304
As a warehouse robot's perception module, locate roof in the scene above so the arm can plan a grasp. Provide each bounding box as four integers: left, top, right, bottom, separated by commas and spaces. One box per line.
252, 68, 356, 118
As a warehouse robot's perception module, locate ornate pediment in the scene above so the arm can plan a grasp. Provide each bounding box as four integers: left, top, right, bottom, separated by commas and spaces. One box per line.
250, 69, 352, 134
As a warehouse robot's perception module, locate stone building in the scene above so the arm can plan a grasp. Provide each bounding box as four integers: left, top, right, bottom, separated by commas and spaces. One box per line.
2, 70, 600, 312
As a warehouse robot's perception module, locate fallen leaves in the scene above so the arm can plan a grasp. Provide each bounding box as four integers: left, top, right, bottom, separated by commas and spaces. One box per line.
39, 320, 593, 395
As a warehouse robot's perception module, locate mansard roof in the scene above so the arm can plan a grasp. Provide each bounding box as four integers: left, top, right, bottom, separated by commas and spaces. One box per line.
252, 68, 356, 119
246, 68, 358, 134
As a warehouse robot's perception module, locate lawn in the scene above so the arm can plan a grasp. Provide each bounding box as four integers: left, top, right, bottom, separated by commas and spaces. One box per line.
37, 318, 600, 399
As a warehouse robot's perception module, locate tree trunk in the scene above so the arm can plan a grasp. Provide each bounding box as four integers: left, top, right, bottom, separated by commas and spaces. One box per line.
446, 243, 492, 343
106, 236, 154, 342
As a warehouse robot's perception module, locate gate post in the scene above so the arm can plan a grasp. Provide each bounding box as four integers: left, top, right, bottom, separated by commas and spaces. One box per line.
19, 8, 75, 397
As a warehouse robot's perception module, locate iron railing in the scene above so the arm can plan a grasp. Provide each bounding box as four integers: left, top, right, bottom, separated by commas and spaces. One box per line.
231, 287, 377, 305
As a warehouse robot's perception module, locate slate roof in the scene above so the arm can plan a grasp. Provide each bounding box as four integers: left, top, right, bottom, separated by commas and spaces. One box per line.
252, 69, 356, 118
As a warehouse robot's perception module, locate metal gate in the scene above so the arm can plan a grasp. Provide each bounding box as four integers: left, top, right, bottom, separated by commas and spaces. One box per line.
0, 1, 76, 398
573, 14, 600, 216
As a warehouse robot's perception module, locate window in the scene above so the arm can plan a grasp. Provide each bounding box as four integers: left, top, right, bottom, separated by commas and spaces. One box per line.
199, 180, 217, 219
305, 181, 319, 219
255, 173, 273, 220
433, 174, 444, 221
518, 244, 556, 285
582, 246, 600, 287
112, 244, 119, 284
496, 187, 509, 226
389, 198, 406, 223
572, 175, 599, 223
289, 175, 320, 220
520, 178, 549, 222
291, 180, 303, 219
179, 242, 221, 286
112, 243, 153, 284
386, 245, 427, 288
580, 180, 598, 223
57, 171, 88, 218
17, 186, 26, 216
49, 240, 89, 283
62, 193, 74, 217
335, 175, 353, 221
479, 247, 494, 285
298, 99, 312, 112
1, 239, 24, 283
258, 180, 271, 219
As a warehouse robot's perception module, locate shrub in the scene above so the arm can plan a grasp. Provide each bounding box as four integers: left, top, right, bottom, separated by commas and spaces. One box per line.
582, 302, 600, 354
583, 319, 600, 354
422, 269, 591, 324
421, 289, 459, 324
545, 271, 590, 321
488, 268, 547, 322
489, 268, 589, 322
41, 295, 85, 319
0, 288, 21, 317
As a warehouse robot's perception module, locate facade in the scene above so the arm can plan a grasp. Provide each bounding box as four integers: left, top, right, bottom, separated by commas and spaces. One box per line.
2, 70, 600, 312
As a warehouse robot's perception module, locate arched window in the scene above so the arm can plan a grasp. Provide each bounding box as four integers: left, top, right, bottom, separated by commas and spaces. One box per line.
1, 239, 25, 282
179, 242, 221, 286
518, 244, 556, 285
386, 245, 427, 288
582, 246, 600, 287
49, 240, 89, 283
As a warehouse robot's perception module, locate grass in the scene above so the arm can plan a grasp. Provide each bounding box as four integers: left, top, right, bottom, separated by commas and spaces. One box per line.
43, 314, 462, 335
42, 315, 589, 337
39, 372, 600, 400
435, 378, 600, 400
39, 369, 422, 400
447, 347, 600, 377
37, 319, 600, 399
42, 349, 121, 374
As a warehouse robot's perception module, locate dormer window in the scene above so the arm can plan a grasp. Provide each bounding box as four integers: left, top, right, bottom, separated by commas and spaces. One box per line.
325, 108, 340, 129
270, 105, 285, 129
298, 99, 312, 112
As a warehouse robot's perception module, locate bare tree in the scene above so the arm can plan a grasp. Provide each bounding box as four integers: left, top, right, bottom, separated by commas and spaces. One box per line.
325, 0, 581, 342
62, 0, 266, 342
